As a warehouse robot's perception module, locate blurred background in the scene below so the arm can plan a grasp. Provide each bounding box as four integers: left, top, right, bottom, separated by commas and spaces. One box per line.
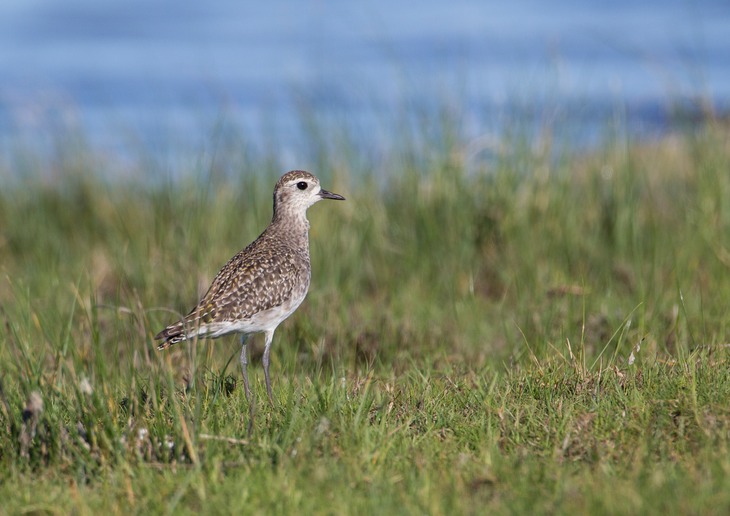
0, 0, 728, 176
2, 5, 730, 501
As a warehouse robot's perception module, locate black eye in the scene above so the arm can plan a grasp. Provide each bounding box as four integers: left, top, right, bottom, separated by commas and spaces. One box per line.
297, 181, 308, 190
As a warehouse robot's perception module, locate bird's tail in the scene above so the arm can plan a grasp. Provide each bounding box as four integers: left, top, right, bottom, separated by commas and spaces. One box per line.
154, 321, 189, 350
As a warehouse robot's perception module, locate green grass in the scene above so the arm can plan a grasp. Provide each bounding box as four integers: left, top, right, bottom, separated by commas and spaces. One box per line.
1, 116, 730, 514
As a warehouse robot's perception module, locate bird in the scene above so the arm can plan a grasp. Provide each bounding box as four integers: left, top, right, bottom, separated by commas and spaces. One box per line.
155, 170, 345, 403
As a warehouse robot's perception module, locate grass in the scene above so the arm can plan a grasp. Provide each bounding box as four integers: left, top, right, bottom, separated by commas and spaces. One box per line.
1, 112, 730, 514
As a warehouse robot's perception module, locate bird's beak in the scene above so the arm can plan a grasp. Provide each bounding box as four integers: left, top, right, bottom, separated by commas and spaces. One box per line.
319, 189, 345, 201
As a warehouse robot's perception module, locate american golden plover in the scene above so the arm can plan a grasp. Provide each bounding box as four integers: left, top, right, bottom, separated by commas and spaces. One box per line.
155, 170, 345, 402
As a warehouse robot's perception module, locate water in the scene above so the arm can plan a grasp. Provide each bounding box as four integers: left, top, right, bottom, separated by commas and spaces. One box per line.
1, 0, 728, 166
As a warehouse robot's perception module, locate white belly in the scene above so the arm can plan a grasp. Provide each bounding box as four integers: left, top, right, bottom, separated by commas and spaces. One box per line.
199, 287, 307, 339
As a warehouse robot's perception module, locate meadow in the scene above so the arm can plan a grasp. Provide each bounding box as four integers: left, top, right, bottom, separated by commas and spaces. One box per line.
1, 113, 729, 514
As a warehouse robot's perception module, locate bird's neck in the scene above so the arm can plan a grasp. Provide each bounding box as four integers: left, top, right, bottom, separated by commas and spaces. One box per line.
268, 211, 310, 252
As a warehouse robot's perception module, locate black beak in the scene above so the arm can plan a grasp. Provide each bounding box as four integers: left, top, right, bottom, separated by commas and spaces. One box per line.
319, 188, 345, 201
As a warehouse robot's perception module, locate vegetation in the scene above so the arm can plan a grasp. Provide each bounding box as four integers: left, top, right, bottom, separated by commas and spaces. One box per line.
1, 114, 729, 514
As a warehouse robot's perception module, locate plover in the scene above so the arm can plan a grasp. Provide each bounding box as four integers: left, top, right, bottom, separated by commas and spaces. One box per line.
155, 170, 345, 403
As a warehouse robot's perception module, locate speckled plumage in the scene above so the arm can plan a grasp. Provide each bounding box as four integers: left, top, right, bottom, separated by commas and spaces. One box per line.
155, 170, 345, 401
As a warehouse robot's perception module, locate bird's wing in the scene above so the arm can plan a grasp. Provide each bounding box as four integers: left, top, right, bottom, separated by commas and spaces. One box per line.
154, 240, 305, 348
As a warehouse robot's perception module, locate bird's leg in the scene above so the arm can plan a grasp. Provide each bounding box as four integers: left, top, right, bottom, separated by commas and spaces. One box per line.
262, 330, 275, 404
239, 335, 251, 401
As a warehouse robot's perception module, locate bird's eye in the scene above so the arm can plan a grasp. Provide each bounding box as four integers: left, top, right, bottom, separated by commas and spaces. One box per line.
297, 181, 308, 190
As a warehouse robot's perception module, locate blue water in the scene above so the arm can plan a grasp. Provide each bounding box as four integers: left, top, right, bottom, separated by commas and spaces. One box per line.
1, 0, 728, 164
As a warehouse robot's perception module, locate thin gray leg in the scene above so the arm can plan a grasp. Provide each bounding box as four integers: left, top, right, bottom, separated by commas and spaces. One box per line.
239, 334, 251, 401
262, 330, 275, 404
